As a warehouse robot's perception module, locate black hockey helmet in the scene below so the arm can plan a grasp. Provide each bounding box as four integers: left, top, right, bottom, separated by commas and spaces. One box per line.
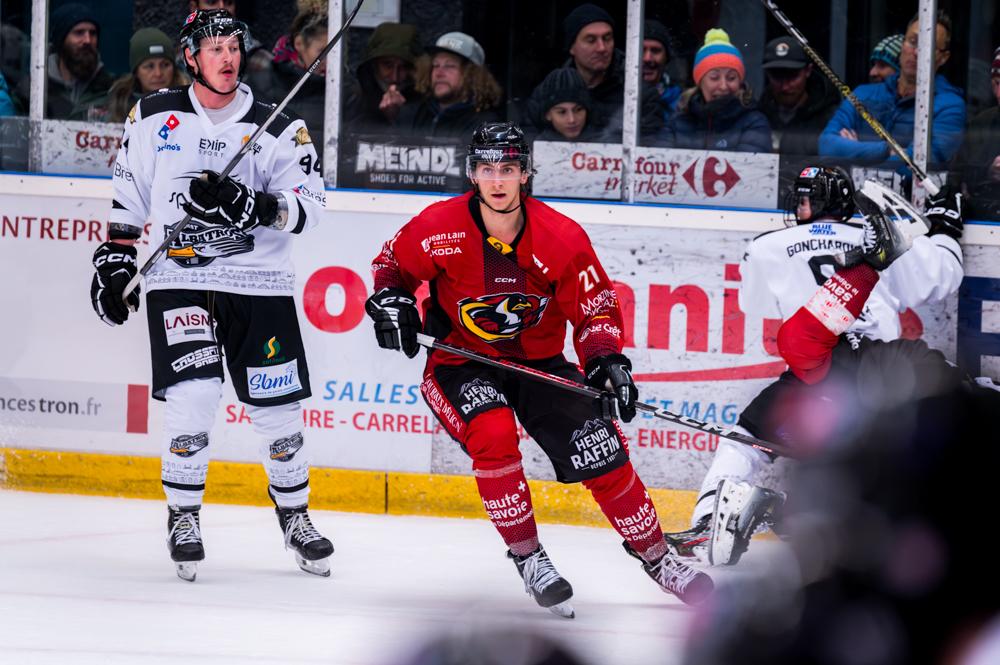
783, 165, 856, 226
180, 9, 250, 87
466, 122, 533, 178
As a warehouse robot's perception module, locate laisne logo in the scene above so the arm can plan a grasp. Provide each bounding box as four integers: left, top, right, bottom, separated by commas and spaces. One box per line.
457, 292, 549, 342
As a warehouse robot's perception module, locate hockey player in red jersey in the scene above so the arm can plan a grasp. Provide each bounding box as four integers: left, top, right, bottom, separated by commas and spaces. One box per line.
365, 122, 712, 616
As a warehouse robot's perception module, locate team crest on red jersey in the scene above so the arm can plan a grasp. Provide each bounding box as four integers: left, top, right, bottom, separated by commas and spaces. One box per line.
458, 293, 550, 342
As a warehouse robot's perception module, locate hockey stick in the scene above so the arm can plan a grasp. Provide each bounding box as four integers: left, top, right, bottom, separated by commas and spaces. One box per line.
415, 333, 797, 459
760, 0, 940, 196
122, 0, 364, 306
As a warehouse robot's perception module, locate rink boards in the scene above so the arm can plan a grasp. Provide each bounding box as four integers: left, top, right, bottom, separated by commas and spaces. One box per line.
1, 173, 999, 528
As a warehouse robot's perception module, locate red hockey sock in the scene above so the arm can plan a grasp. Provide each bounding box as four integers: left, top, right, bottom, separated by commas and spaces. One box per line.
465, 409, 539, 556
780, 264, 880, 384
584, 462, 667, 562
474, 462, 539, 556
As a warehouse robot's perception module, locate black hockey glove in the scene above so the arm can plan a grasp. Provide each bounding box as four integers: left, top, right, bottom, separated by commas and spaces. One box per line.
90, 241, 139, 326
924, 185, 964, 240
584, 353, 638, 423
364, 287, 421, 358
183, 170, 279, 232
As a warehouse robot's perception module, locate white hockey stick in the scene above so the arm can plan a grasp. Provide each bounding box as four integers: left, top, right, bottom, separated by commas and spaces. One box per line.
122, 0, 364, 308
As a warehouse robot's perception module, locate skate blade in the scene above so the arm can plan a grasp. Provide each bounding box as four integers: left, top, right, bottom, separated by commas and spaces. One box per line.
174, 562, 197, 582
547, 601, 575, 619
295, 554, 331, 577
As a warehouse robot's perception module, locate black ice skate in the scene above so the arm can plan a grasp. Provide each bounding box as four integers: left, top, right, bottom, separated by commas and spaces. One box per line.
274, 503, 334, 577
639, 550, 714, 605
663, 514, 712, 560
167, 505, 204, 582
507, 546, 575, 619
709, 479, 785, 566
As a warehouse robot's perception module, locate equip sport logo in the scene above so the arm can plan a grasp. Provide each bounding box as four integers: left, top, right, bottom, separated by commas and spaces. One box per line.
457, 292, 549, 342
158, 114, 180, 140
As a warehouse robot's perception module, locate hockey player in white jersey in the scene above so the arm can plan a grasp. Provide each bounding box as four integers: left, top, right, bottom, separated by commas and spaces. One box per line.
88, 9, 332, 581
668, 165, 965, 565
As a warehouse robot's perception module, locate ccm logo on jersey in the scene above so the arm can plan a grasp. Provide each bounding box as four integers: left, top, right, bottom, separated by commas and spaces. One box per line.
457, 292, 549, 342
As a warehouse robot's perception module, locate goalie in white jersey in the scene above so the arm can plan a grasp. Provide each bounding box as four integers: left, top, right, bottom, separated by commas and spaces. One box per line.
88, 9, 332, 581
669, 165, 965, 565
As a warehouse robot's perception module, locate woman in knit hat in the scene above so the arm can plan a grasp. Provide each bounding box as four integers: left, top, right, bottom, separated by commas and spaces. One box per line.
530, 68, 600, 141
107, 28, 188, 123
655, 28, 771, 153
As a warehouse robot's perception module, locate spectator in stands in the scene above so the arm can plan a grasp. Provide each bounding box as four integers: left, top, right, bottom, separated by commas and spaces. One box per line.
644, 19, 682, 122
1, 22, 30, 97
951, 47, 1000, 217
107, 28, 188, 124
396, 32, 502, 140
0, 72, 15, 117
654, 29, 771, 153
15, 3, 113, 121
542, 3, 662, 138
819, 11, 965, 165
868, 33, 903, 83
248, 9, 327, 143
343, 22, 423, 131
530, 68, 600, 142
758, 36, 840, 155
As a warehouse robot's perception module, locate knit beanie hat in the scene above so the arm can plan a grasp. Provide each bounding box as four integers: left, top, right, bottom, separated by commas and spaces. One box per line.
692, 28, 745, 85
992, 46, 1000, 79
643, 19, 671, 55
49, 2, 99, 49
869, 33, 903, 71
535, 67, 592, 113
563, 3, 615, 52
129, 28, 174, 72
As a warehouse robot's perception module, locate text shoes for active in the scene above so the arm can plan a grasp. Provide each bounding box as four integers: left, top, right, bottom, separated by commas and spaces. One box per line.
167, 505, 204, 582
508, 546, 575, 618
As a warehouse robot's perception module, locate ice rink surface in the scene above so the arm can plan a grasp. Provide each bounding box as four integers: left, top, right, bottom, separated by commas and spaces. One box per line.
0, 490, 791, 665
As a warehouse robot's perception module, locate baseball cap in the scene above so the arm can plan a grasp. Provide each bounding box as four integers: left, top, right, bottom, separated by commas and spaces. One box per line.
429, 31, 485, 67
762, 36, 808, 70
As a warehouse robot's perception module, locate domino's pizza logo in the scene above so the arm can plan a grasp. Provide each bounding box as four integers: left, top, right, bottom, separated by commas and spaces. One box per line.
158, 114, 180, 140
799, 167, 820, 178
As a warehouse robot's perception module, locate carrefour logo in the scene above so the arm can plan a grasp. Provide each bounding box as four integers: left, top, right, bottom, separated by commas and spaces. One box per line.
158, 114, 180, 140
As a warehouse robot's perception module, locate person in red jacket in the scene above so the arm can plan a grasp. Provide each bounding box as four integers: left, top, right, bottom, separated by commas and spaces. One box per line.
364, 122, 712, 616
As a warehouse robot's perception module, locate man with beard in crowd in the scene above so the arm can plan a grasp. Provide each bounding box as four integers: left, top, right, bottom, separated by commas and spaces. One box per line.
17, 3, 114, 120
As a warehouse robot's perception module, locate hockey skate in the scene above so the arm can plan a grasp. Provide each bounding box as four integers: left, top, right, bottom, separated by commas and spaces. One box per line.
274, 503, 334, 577
837, 180, 928, 270
663, 514, 712, 561
507, 546, 575, 619
628, 544, 714, 605
709, 479, 784, 566
167, 505, 204, 582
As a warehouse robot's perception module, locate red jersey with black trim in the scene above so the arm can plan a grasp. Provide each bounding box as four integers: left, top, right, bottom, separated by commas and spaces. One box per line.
371, 191, 624, 365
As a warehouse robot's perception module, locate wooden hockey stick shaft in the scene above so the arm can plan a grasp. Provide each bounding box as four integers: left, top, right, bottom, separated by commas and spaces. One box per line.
122, 0, 365, 306
761, 0, 940, 195
416, 333, 797, 459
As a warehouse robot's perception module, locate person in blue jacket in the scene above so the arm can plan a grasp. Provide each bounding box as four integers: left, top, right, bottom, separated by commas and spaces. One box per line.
654, 28, 771, 153
0, 72, 16, 116
820, 11, 965, 165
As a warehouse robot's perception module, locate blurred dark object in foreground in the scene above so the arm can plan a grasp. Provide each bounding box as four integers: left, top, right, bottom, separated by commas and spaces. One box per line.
684, 341, 1000, 665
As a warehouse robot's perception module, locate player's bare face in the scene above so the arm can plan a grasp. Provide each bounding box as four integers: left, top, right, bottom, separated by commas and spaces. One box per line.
570, 23, 614, 76
797, 196, 813, 222
868, 60, 896, 83
545, 102, 587, 139
193, 35, 241, 94
473, 162, 526, 210
699, 68, 741, 102
899, 23, 949, 79
642, 40, 667, 84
